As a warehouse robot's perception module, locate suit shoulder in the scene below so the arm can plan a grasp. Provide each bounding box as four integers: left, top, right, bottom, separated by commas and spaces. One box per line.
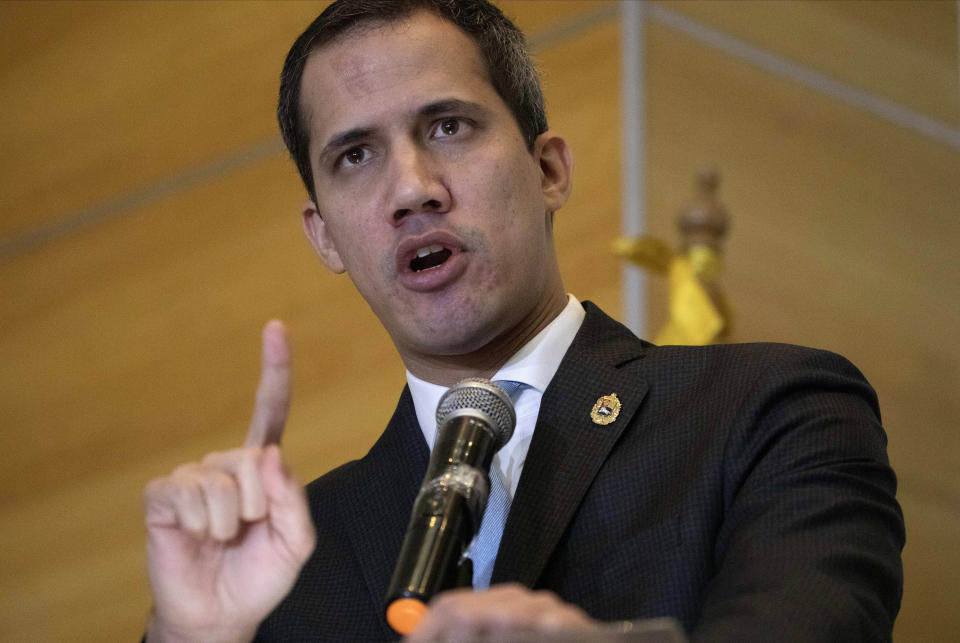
304, 456, 369, 509
637, 342, 876, 417
647, 341, 866, 378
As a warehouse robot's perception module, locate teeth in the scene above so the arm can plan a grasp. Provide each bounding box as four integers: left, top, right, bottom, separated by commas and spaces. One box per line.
415, 244, 445, 258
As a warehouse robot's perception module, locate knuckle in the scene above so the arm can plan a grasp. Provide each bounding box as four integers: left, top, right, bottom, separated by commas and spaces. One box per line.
447, 598, 475, 620
201, 447, 251, 469
211, 516, 239, 540
237, 447, 262, 471
429, 593, 461, 616
174, 478, 202, 505
202, 472, 237, 498
533, 589, 561, 604
200, 451, 224, 467
429, 593, 452, 610
181, 521, 207, 537
143, 476, 167, 499
171, 462, 201, 477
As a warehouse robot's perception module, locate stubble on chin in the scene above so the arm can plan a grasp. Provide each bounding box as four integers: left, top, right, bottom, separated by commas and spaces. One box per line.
383, 226, 505, 351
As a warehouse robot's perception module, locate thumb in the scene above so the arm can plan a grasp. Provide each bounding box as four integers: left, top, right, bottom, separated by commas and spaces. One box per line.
260, 445, 315, 561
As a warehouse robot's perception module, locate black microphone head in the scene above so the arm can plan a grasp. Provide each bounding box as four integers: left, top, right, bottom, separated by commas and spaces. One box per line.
436, 378, 516, 452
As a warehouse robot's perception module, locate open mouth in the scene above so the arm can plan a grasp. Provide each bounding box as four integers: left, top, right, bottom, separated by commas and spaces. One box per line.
410, 244, 453, 272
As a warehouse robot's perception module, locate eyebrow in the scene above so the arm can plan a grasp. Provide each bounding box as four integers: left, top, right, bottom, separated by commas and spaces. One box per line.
418, 98, 484, 118
318, 98, 486, 161
319, 127, 376, 162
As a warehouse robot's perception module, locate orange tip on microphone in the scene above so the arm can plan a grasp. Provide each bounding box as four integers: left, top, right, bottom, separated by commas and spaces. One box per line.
386, 597, 427, 634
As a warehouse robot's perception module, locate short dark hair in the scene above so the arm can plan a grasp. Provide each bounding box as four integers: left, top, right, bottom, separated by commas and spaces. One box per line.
277, 0, 548, 202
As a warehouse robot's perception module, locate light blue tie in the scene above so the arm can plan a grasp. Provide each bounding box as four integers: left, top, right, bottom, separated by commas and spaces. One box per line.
469, 380, 523, 589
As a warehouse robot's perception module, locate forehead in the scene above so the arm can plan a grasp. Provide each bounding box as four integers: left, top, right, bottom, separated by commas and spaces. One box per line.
299, 11, 501, 145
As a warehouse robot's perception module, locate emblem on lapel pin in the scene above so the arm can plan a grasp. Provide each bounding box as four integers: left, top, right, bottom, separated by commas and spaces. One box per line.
590, 393, 621, 425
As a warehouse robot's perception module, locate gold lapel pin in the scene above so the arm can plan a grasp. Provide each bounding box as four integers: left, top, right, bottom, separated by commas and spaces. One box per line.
590, 393, 621, 425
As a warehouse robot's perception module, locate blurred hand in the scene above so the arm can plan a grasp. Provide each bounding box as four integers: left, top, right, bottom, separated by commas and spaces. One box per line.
407, 584, 598, 642
144, 321, 315, 642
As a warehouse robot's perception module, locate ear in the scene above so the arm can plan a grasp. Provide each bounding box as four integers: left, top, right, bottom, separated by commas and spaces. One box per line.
302, 201, 346, 274
534, 131, 574, 213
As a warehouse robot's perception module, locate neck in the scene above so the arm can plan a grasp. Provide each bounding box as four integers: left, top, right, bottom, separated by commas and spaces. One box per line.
402, 288, 569, 387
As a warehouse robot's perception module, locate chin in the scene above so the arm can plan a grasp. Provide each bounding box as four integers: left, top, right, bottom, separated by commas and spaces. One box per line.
404, 312, 504, 357
386, 286, 527, 359
410, 327, 491, 356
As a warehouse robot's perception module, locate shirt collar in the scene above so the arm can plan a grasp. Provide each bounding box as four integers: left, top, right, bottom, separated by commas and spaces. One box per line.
407, 294, 585, 449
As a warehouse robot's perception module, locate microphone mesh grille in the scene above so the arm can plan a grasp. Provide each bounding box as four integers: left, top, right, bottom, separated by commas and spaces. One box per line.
435, 377, 516, 451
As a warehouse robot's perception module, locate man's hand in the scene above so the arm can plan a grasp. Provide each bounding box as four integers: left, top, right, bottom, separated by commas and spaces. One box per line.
143, 321, 316, 642
407, 584, 598, 641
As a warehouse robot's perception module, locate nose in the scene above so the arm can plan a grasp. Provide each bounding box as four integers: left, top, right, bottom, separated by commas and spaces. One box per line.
387, 142, 451, 224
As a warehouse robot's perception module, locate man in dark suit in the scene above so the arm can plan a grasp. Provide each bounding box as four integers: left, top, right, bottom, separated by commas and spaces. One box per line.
143, 1, 904, 641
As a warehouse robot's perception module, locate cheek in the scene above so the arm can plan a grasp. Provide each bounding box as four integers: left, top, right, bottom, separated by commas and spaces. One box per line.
495, 161, 548, 241
477, 156, 540, 221
322, 216, 385, 283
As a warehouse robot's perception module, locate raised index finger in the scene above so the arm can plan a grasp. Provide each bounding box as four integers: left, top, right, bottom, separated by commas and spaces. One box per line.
245, 320, 292, 447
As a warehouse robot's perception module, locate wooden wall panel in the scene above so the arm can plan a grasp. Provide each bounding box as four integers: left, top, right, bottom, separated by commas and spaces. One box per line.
1, 1, 957, 640
0, 1, 322, 239
662, 0, 959, 127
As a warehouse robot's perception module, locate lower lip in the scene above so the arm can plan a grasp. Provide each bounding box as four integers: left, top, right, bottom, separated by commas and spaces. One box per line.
397, 251, 468, 292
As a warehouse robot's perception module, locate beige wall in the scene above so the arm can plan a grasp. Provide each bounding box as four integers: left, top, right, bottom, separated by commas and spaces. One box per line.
1, 1, 957, 640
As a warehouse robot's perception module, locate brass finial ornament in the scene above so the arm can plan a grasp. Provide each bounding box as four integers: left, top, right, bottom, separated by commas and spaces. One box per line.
678, 167, 729, 254
613, 167, 733, 345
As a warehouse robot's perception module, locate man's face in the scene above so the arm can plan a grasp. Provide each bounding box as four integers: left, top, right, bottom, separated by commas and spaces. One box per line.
299, 11, 570, 372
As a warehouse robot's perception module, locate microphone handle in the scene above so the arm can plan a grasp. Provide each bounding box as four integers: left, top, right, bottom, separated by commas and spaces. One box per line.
385, 414, 499, 633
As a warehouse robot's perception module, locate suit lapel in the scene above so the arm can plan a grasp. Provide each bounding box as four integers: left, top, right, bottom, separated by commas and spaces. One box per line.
492, 303, 650, 587
338, 387, 428, 635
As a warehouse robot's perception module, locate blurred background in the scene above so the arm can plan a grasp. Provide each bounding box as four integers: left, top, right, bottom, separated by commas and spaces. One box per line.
1, 1, 957, 640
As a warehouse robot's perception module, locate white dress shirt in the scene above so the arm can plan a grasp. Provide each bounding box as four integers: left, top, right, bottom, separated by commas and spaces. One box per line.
406, 294, 585, 500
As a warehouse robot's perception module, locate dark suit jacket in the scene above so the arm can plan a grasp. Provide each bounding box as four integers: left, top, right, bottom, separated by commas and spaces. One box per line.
257, 302, 904, 641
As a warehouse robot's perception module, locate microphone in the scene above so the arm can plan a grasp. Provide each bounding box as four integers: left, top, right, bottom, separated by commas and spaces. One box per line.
384, 377, 516, 635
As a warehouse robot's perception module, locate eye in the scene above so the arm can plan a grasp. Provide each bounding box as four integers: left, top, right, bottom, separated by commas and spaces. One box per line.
337, 146, 371, 168
432, 118, 464, 138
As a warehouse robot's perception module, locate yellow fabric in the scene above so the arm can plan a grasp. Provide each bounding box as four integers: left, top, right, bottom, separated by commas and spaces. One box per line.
610, 236, 672, 274
687, 245, 722, 281
654, 256, 724, 346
